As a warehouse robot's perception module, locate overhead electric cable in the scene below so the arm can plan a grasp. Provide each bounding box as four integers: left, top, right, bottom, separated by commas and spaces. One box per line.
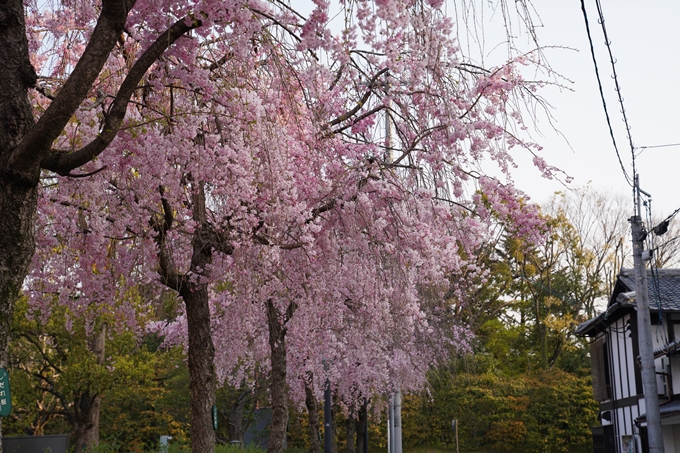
645, 203, 664, 329
657, 206, 680, 226
595, 0, 637, 170
579, 0, 633, 187
636, 142, 680, 157
639, 142, 680, 150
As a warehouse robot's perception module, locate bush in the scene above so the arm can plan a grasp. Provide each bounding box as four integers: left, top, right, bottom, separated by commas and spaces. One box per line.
402, 369, 597, 453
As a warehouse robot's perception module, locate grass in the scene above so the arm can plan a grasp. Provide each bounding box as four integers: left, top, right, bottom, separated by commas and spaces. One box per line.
64, 442, 266, 453
66, 443, 493, 453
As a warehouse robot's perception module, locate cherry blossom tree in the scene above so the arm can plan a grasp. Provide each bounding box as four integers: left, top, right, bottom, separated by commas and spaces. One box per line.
2, 0, 558, 452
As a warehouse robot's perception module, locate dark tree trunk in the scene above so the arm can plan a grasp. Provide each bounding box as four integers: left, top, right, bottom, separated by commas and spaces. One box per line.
0, 2, 40, 451
71, 322, 107, 452
180, 198, 218, 453
226, 385, 257, 444
0, 173, 37, 453
159, 185, 218, 453
330, 396, 338, 453
305, 381, 321, 453
345, 407, 356, 453
266, 299, 295, 453
181, 283, 217, 453
535, 297, 548, 369
72, 392, 102, 453
227, 391, 248, 444
355, 403, 367, 453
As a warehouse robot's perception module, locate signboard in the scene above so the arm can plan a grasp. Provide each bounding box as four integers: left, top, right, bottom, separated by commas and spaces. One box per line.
0, 368, 11, 417
212, 405, 218, 430
2, 435, 69, 453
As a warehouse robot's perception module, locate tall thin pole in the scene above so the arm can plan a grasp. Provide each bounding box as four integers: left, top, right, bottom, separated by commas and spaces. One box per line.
632, 175, 664, 452
393, 389, 402, 453
325, 379, 332, 453
388, 395, 394, 453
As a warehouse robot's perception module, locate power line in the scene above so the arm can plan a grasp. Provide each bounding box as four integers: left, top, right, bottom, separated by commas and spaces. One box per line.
637, 142, 680, 156
659, 206, 680, 226
579, 0, 633, 187
594, 0, 637, 172
639, 142, 680, 150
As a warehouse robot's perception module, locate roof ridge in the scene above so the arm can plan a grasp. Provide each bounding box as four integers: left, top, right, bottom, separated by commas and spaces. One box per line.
621, 268, 680, 276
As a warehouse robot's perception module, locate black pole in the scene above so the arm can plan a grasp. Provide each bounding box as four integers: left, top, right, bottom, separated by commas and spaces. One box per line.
324, 379, 332, 453
363, 400, 368, 453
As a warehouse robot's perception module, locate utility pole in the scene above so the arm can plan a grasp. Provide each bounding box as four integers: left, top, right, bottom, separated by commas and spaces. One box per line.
631, 175, 664, 453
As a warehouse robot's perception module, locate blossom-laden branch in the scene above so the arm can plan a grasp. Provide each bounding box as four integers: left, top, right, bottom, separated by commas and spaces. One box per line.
10, 0, 138, 180
40, 15, 202, 175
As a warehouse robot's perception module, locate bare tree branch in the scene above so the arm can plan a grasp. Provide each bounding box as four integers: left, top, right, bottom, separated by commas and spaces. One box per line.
328, 68, 389, 127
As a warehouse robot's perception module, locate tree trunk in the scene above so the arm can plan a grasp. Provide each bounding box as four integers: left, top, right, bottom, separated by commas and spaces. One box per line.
0, 2, 40, 451
181, 275, 217, 453
161, 186, 218, 453
330, 396, 338, 453
266, 299, 294, 453
70, 323, 107, 452
305, 381, 321, 453
227, 387, 251, 444
227, 399, 245, 444
345, 407, 356, 453
535, 297, 547, 369
72, 392, 102, 453
355, 403, 367, 453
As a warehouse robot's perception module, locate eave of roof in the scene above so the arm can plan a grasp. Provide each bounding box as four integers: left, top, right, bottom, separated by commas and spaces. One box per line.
575, 300, 633, 337
576, 268, 680, 337
653, 338, 680, 359
637, 400, 680, 423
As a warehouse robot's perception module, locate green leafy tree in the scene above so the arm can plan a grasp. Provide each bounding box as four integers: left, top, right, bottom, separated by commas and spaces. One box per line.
6, 297, 188, 451
400, 193, 621, 452
402, 368, 597, 453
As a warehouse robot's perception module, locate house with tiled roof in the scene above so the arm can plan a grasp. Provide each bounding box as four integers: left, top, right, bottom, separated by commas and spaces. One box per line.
577, 268, 680, 453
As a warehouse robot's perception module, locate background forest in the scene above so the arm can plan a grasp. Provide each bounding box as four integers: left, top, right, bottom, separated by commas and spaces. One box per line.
7, 187, 677, 453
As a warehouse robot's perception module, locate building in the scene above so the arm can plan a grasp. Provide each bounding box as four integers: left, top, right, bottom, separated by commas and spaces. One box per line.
577, 268, 680, 453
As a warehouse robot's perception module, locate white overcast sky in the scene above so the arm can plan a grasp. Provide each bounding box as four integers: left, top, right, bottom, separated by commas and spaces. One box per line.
500, 0, 680, 218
